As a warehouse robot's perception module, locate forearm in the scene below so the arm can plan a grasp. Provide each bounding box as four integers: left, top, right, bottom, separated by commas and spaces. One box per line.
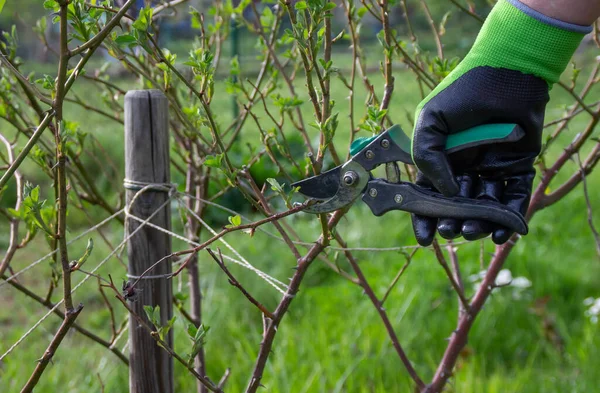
522, 0, 600, 25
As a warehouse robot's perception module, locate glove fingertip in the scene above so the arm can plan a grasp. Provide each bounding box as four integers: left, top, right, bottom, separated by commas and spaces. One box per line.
492, 228, 513, 245
462, 220, 492, 241
438, 219, 461, 239
411, 214, 437, 247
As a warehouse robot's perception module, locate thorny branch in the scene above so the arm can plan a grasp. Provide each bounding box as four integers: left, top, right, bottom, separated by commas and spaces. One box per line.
207, 248, 274, 319
1, 1, 599, 393
575, 153, 600, 259
20, 304, 84, 393
103, 276, 223, 393
333, 232, 426, 390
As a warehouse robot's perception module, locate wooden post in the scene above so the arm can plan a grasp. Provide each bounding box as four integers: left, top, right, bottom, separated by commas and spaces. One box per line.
124, 90, 173, 393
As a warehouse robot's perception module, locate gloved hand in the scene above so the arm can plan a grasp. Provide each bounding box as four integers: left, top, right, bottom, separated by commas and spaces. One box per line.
410, 0, 591, 246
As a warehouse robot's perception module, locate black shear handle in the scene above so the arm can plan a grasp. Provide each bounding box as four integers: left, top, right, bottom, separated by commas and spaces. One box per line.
362, 179, 528, 235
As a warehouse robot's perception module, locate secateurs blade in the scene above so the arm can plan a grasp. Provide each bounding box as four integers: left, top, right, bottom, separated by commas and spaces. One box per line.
292, 124, 529, 236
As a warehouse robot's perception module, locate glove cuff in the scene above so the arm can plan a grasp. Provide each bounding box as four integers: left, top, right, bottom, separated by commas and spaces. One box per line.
505, 0, 592, 35
466, 0, 590, 85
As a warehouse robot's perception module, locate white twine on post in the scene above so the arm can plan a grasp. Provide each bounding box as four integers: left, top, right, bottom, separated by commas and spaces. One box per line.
120, 181, 288, 293
119, 180, 178, 258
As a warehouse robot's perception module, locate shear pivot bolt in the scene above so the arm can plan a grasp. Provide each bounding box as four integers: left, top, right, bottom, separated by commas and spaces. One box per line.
369, 188, 378, 198
394, 194, 403, 204
365, 150, 375, 160
343, 171, 358, 186
381, 139, 390, 149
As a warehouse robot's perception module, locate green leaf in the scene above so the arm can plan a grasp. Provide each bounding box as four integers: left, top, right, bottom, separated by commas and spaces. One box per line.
153, 305, 161, 326
260, 6, 274, 28
187, 323, 198, 339
190, 6, 202, 30
227, 215, 242, 227
266, 178, 284, 194
195, 324, 209, 341
29, 185, 40, 203
357, 7, 368, 18
323, 2, 336, 11
203, 154, 223, 168
295, 1, 307, 10
7, 208, 22, 219
43, 0, 58, 10
72, 238, 94, 270
132, 6, 153, 31
114, 34, 137, 47
167, 316, 177, 328
0, 0, 6, 14
174, 292, 189, 302
143, 305, 155, 324
439, 12, 452, 36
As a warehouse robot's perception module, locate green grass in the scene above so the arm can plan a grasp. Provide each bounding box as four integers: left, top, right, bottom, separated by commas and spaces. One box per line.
1, 49, 600, 393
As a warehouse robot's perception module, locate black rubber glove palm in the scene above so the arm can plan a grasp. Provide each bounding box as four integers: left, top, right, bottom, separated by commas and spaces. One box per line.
411, 67, 546, 246
410, 0, 590, 246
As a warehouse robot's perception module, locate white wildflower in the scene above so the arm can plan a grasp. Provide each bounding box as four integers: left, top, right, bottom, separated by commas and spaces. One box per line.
495, 269, 512, 286
584, 297, 600, 323
510, 277, 532, 289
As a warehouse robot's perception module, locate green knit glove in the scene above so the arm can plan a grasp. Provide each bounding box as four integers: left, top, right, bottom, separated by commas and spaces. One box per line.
410, 0, 591, 246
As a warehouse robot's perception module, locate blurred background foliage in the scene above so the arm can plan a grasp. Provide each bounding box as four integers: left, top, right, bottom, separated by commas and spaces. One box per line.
0, 1, 599, 392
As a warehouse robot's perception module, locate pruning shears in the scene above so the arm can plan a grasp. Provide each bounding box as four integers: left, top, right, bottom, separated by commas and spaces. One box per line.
291, 124, 529, 236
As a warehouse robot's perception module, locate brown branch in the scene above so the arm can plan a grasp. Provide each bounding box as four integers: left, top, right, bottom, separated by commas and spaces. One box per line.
446, 241, 465, 316
378, 0, 395, 114
245, 210, 347, 393
425, 239, 515, 392
536, 116, 600, 212
81, 74, 127, 95
448, 0, 484, 23
0, 112, 54, 190
55, 0, 75, 314
282, 1, 323, 155
544, 101, 599, 127
557, 81, 598, 118
381, 249, 418, 306
97, 276, 119, 341
146, 34, 235, 174
0, 51, 52, 106
241, 169, 302, 260
240, 4, 314, 156
152, 0, 189, 17
184, 165, 207, 393
544, 141, 600, 207
70, 0, 137, 57
64, 96, 123, 124
217, 368, 231, 390
106, 276, 222, 393
3, 274, 128, 365
396, 1, 436, 89
427, 115, 600, 392
575, 153, 600, 259
174, 296, 199, 327
432, 240, 470, 314
0, 133, 23, 278
420, 0, 444, 59
333, 232, 425, 390
147, 202, 310, 279
207, 248, 274, 319
20, 304, 84, 392
545, 64, 600, 146
341, 1, 359, 154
